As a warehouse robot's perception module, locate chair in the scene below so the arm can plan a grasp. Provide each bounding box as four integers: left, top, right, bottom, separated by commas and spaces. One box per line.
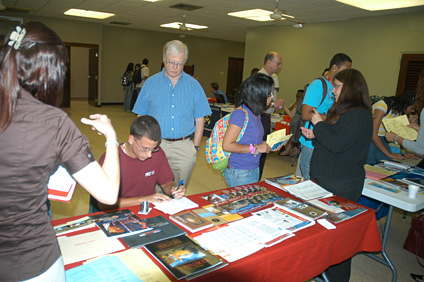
89, 195, 100, 214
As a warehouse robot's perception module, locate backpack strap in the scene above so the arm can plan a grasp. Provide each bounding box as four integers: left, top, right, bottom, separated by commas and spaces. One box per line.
306, 78, 328, 129
317, 77, 328, 107
234, 107, 249, 142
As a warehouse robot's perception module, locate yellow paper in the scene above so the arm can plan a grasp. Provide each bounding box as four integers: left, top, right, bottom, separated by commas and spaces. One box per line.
266, 129, 292, 149
364, 164, 396, 176
382, 115, 418, 140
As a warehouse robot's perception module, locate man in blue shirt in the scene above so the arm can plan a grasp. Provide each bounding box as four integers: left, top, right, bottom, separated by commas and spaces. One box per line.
133, 40, 211, 188
297, 53, 352, 179
210, 82, 228, 104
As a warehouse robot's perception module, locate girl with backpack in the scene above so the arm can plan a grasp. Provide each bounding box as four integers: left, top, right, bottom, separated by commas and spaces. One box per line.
222, 73, 282, 187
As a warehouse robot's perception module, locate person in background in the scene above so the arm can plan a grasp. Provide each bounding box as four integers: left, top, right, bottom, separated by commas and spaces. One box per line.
210, 82, 228, 103
250, 67, 260, 75
222, 73, 282, 187
279, 89, 305, 156
366, 90, 416, 164
0, 22, 120, 281
301, 69, 373, 281
95, 115, 186, 211
131, 59, 150, 111
133, 40, 211, 189
386, 69, 424, 156
298, 53, 352, 179
123, 62, 134, 112
258, 51, 285, 180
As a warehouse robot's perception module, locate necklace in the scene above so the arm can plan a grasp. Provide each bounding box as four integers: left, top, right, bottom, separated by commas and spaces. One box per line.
122, 142, 127, 154
324, 74, 333, 86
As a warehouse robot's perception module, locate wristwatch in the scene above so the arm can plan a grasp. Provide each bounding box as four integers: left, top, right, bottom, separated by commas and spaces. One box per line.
194, 146, 200, 151
394, 135, 399, 144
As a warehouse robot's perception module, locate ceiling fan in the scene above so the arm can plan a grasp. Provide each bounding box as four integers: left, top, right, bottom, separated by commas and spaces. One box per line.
178, 14, 208, 32
270, 0, 304, 25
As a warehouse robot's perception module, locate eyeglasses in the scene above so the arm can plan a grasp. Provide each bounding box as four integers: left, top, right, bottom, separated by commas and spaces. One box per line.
134, 139, 159, 153
166, 60, 184, 67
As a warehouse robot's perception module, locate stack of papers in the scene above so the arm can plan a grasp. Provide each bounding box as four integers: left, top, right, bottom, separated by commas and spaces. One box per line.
47, 165, 77, 202
282, 180, 333, 201
153, 197, 198, 215
382, 115, 418, 140
194, 216, 294, 262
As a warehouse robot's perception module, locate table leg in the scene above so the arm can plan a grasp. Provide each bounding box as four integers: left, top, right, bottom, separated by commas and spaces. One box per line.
365, 205, 397, 282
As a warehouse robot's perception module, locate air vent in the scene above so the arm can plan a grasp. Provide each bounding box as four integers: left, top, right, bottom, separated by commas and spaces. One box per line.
110, 21, 131, 25
169, 3, 203, 11
4, 7, 33, 14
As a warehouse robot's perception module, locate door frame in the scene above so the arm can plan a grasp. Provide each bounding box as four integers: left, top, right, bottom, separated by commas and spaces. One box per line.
63, 42, 100, 107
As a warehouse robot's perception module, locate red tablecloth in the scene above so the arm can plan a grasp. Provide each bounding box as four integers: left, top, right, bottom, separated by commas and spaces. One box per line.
53, 182, 382, 282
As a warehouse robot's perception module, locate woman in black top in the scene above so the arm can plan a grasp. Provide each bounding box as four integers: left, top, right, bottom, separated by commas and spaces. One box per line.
301, 68, 373, 282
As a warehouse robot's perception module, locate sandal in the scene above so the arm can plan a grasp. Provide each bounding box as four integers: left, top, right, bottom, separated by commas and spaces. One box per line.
411, 273, 424, 282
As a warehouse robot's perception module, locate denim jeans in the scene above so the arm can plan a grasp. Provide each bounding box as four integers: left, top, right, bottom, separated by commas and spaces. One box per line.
299, 145, 314, 180
366, 136, 391, 164
123, 85, 134, 111
224, 166, 260, 188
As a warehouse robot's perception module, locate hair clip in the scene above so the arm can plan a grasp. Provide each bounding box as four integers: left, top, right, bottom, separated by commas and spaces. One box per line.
8, 26, 27, 50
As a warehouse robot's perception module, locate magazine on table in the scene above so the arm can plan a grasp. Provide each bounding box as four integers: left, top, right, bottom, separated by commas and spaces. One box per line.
265, 174, 305, 189
322, 208, 367, 224
252, 206, 315, 233
121, 215, 186, 249
90, 209, 153, 238
169, 210, 214, 233
308, 195, 365, 213
144, 235, 226, 280
202, 184, 284, 214
274, 198, 327, 221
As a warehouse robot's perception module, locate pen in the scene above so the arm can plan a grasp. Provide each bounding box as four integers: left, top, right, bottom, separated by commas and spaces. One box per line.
139, 229, 161, 237
172, 179, 184, 198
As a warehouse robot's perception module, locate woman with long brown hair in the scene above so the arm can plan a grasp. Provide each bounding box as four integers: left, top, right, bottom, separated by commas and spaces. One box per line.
301, 68, 373, 282
0, 22, 120, 281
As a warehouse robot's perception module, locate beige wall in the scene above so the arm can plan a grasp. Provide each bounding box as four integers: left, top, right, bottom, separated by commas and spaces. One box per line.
102, 26, 244, 103
244, 11, 424, 106
19, 15, 244, 104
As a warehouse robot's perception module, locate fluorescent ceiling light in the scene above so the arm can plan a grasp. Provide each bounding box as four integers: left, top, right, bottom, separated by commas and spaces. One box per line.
336, 0, 424, 11
64, 9, 114, 19
160, 22, 208, 30
228, 9, 293, 22
144, 0, 160, 2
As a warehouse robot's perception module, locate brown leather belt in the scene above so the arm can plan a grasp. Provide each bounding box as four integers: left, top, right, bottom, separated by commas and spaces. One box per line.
164, 134, 191, 142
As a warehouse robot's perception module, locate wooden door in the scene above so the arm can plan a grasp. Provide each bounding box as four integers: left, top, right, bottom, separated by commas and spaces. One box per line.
396, 54, 424, 96
226, 57, 244, 104
88, 48, 99, 107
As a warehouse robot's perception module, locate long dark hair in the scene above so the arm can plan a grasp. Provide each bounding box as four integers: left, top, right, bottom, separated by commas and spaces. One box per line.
0, 22, 67, 130
386, 90, 416, 115
237, 73, 274, 116
326, 69, 371, 125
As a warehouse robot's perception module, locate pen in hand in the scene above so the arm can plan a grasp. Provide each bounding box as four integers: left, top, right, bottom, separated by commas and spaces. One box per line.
172, 179, 184, 198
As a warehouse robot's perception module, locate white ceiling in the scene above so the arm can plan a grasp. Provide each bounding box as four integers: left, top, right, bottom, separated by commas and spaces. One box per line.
1, 0, 423, 42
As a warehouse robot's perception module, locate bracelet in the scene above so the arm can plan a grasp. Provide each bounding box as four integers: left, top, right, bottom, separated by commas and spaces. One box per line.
249, 144, 256, 154
394, 135, 399, 144
253, 144, 259, 157
105, 140, 119, 147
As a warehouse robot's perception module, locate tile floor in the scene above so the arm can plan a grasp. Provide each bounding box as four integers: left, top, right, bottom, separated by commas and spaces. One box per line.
51, 99, 423, 282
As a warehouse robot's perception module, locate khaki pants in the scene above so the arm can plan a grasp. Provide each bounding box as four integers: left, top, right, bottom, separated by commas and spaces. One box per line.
155, 138, 197, 193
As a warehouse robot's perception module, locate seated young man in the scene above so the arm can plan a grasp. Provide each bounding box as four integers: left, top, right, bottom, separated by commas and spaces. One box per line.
97, 115, 186, 211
